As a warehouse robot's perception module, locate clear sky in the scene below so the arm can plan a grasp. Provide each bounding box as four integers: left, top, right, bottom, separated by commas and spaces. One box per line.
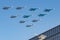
0, 0, 60, 40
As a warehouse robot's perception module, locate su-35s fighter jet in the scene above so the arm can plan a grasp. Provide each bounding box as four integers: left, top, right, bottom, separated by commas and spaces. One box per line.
38, 14, 47, 17
44, 9, 53, 12
10, 15, 17, 18
23, 15, 31, 18
16, 7, 23, 10
3, 7, 10, 10
29, 8, 39, 11
19, 20, 25, 23
32, 19, 39, 22
26, 24, 33, 27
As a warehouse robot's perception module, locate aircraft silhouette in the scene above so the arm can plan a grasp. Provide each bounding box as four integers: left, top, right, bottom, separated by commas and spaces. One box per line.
44, 9, 52, 12
16, 7, 23, 10
29, 8, 38, 11
32, 19, 38, 22
26, 24, 33, 27
38, 14, 47, 17
3, 7, 10, 10
10, 16, 17, 18
19, 20, 25, 23
23, 15, 30, 18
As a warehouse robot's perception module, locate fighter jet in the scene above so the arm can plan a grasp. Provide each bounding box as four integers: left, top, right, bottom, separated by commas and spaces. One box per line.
10, 16, 17, 18
38, 14, 47, 17
3, 7, 10, 10
16, 7, 23, 10
44, 9, 52, 12
19, 20, 25, 23
29, 8, 38, 11
32, 19, 38, 22
26, 24, 33, 27
23, 15, 30, 18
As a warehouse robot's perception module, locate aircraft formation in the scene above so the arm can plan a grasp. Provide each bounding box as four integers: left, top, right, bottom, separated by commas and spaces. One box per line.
2, 6, 53, 27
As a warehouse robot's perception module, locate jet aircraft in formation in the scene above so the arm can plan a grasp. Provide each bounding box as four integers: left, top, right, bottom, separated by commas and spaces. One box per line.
26, 24, 33, 27
32, 19, 39, 22
19, 20, 25, 23
3, 6, 53, 27
3, 7, 10, 10
38, 14, 47, 17
10, 16, 17, 18
16, 7, 23, 10
44, 9, 52, 12
3, 7, 52, 12
23, 15, 31, 18
29, 8, 39, 11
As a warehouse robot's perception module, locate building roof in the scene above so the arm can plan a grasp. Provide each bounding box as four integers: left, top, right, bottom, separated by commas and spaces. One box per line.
29, 25, 60, 40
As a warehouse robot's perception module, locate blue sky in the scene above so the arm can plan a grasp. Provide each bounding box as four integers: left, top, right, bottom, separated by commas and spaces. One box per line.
0, 0, 60, 40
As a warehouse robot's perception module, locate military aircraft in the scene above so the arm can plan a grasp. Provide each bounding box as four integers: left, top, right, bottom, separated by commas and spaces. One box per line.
32, 19, 38, 22
44, 9, 52, 12
29, 8, 38, 11
38, 14, 47, 17
23, 15, 30, 18
16, 7, 23, 10
26, 24, 33, 27
10, 16, 17, 18
3, 7, 10, 10
19, 20, 25, 23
